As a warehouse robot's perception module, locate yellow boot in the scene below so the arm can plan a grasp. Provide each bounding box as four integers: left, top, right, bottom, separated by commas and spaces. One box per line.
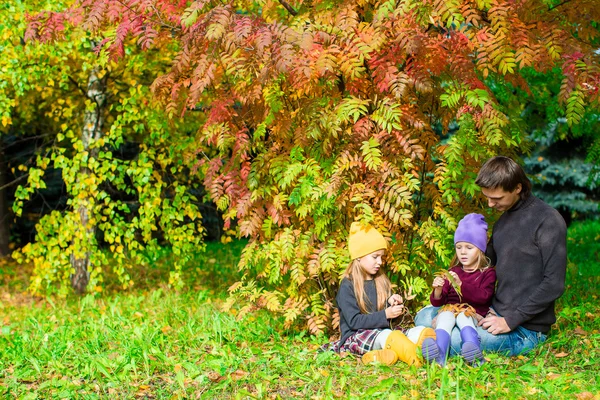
384, 331, 422, 367
415, 327, 436, 347
361, 349, 398, 365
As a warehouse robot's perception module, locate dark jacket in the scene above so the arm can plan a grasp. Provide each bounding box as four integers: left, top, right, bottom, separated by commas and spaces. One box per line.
487, 195, 567, 333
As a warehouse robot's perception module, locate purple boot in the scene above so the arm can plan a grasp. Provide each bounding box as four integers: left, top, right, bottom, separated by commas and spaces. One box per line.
460, 326, 485, 366
421, 329, 450, 366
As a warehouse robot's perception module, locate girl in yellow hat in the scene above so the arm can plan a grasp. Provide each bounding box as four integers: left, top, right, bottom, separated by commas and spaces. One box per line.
328, 221, 436, 366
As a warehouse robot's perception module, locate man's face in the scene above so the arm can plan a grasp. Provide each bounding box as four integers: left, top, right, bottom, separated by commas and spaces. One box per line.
481, 185, 522, 212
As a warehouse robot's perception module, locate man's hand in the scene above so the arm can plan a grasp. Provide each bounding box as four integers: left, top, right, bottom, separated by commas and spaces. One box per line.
478, 314, 511, 335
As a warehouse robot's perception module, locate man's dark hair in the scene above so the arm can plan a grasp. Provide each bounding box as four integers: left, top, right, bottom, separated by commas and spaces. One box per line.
475, 156, 531, 199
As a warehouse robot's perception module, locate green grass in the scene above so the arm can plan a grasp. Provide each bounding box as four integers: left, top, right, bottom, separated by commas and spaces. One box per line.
1, 221, 599, 399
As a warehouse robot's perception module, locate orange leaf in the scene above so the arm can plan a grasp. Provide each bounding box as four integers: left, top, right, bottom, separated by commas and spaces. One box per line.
161, 325, 172, 334
554, 352, 569, 358
575, 392, 595, 400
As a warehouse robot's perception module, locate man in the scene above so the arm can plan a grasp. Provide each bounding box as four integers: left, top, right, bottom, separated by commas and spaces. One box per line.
415, 156, 567, 356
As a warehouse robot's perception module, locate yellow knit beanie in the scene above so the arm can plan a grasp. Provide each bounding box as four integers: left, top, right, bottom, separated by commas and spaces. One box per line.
348, 222, 388, 260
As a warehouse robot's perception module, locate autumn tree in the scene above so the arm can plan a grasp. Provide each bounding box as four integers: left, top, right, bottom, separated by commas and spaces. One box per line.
26, 0, 600, 331
5, 0, 207, 295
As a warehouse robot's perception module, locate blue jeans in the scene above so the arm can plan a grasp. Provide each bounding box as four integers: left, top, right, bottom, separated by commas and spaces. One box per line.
414, 306, 547, 356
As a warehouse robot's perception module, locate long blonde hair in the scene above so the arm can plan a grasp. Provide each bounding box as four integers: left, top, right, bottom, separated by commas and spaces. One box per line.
343, 258, 391, 314
450, 248, 492, 271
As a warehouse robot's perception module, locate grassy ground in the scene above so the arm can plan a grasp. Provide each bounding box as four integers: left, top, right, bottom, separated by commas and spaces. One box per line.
1, 223, 599, 399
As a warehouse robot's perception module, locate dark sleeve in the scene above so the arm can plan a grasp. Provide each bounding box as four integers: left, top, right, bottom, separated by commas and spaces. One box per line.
337, 280, 389, 330
486, 233, 497, 266
505, 213, 567, 329
460, 268, 496, 307
430, 279, 450, 307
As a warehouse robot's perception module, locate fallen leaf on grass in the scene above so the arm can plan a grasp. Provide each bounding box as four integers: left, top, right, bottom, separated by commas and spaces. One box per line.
575, 392, 596, 400
547, 372, 562, 380
161, 325, 172, 334
230, 370, 248, 381
554, 352, 569, 358
573, 326, 587, 335
207, 371, 224, 382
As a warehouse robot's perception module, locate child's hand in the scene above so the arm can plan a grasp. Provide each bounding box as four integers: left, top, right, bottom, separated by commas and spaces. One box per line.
448, 271, 462, 287
432, 276, 445, 288
385, 305, 405, 319
388, 294, 403, 306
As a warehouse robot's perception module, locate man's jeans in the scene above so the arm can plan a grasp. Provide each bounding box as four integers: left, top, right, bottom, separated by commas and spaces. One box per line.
414, 306, 547, 356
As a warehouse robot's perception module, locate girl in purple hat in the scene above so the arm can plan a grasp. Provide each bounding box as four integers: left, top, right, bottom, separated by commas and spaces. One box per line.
421, 213, 496, 367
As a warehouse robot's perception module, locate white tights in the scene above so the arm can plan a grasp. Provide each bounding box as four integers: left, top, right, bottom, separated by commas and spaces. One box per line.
436, 311, 475, 335
372, 326, 429, 350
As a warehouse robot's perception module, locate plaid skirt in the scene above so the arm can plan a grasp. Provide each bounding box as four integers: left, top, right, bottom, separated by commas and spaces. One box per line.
320, 326, 406, 356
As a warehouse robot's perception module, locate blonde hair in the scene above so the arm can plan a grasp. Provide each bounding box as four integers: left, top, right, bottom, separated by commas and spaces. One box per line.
450, 248, 492, 271
342, 258, 392, 314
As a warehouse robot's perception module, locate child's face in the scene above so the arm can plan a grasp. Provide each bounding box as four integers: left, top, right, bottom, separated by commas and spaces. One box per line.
359, 249, 385, 279
455, 242, 479, 271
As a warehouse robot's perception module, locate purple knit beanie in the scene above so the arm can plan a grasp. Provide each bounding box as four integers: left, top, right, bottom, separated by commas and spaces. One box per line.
454, 213, 488, 252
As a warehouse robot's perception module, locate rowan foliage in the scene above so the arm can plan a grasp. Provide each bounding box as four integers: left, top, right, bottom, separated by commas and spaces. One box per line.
26, 0, 600, 332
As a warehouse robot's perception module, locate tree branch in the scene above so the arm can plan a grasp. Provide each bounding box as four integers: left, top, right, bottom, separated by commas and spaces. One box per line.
68, 75, 89, 98
278, 0, 298, 16
548, 0, 573, 11
0, 173, 28, 192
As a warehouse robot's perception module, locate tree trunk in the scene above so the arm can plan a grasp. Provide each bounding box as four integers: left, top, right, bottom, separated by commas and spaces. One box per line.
70, 67, 106, 294
0, 147, 10, 257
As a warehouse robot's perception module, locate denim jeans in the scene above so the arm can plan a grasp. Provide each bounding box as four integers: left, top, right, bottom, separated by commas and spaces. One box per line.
414, 306, 547, 356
